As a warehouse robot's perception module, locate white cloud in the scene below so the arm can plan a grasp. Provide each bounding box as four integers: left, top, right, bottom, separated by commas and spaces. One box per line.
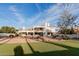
13, 13, 25, 24
9, 6, 17, 12
9, 4, 79, 28
9, 5, 25, 27
32, 4, 62, 25
35, 3, 41, 12
31, 3, 79, 26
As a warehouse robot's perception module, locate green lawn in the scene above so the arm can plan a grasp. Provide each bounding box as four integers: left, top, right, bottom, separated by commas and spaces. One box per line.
0, 40, 79, 56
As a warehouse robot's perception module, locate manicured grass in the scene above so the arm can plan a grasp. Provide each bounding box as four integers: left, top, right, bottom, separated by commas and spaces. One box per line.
0, 40, 79, 56
0, 43, 33, 56
29, 42, 67, 53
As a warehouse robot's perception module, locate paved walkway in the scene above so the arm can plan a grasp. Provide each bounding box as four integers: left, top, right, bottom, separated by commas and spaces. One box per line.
0, 36, 64, 44
0, 37, 39, 44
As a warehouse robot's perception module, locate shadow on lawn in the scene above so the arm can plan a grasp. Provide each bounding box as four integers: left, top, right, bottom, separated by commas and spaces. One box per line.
25, 41, 79, 56
14, 45, 24, 56
13, 38, 79, 56
25, 39, 40, 55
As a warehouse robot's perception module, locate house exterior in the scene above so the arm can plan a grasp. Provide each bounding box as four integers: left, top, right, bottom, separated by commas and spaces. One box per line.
17, 22, 60, 36
73, 27, 79, 34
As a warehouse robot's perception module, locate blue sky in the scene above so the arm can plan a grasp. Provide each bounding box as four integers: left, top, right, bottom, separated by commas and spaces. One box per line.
0, 3, 54, 29
0, 3, 79, 29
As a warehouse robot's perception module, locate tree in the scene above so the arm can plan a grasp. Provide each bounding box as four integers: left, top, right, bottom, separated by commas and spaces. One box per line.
0, 26, 16, 33
58, 10, 77, 39
59, 27, 75, 34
